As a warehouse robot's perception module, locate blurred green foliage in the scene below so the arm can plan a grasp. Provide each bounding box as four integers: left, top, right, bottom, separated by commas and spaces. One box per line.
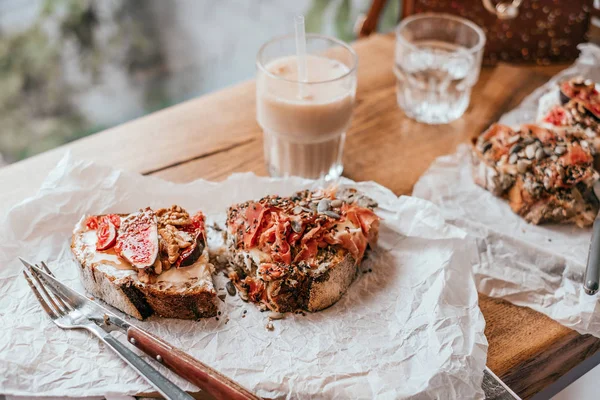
306, 0, 400, 41
0, 0, 163, 162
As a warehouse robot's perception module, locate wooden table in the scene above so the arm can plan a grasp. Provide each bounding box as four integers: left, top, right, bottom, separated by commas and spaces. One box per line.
3, 33, 600, 399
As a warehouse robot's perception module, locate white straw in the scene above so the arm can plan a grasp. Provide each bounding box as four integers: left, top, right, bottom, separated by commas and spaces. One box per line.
294, 15, 308, 98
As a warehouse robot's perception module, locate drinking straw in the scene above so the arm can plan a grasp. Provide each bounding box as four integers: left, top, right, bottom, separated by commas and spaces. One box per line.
294, 15, 308, 98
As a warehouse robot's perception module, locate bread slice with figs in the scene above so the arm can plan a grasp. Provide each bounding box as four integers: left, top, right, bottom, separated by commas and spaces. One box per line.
221, 188, 380, 313
71, 205, 217, 320
472, 123, 599, 227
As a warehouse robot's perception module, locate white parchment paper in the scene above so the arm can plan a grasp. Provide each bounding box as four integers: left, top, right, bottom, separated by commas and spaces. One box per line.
413, 44, 600, 338
0, 155, 487, 399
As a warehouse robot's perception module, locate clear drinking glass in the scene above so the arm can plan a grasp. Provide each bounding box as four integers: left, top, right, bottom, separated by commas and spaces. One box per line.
394, 14, 486, 124
256, 34, 357, 180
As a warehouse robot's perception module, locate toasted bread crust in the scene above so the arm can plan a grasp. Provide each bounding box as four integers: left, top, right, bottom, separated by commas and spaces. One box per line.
306, 252, 356, 312
71, 232, 217, 320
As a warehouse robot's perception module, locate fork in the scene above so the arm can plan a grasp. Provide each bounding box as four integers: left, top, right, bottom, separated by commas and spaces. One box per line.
22, 262, 195, 400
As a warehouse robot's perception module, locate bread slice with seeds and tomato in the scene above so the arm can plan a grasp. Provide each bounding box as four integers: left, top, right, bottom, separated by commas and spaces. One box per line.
471, 77, 600, 227
221, 188, 380, 313
472, 123, 599, 227
71, 206, 217, 320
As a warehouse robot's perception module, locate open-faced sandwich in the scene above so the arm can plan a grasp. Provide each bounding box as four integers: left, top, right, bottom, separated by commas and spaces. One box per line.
71, 205, 217, 319
222, 188, 380, 313
472, 123, 599, 227
472, 76, 600, 227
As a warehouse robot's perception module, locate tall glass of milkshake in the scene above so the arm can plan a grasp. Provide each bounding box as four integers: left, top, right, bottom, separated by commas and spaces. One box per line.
256, 33, 357, 180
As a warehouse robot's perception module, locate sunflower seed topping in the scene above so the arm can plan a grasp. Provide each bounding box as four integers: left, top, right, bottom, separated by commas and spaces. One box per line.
317, 198, 331, 213
226, 281, 237, 296
517, 159, 532, 174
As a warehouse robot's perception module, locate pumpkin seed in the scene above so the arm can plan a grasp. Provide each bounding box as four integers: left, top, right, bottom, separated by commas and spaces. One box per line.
323, 211, 341, 219
517, 159, 531, 174
535, 148, 545, 160
525, 144, 536, 159
330, 199, 343, 208
292, 206, 303, 215
291, 220, 303, 233
509, 153, 518, 164
317, 198, 331, 212
555, 146, 566, 155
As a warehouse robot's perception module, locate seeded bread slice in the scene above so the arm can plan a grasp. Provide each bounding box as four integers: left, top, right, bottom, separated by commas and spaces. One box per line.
221, 245, 358, 313
71, 219, 217, 320
472, 124, 599, 227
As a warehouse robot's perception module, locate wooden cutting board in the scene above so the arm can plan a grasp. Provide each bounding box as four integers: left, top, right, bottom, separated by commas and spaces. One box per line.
1, 33, 599, 398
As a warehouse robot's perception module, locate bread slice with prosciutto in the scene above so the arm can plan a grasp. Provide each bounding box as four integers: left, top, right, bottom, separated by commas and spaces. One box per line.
221, 188, 380, 313
71, 205, 217, 320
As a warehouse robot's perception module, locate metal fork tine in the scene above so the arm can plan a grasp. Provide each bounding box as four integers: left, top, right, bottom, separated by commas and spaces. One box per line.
28, 266, 68, 316
34, 263, 73, 312
41, 261, 54, 276
22, 270, 59, 320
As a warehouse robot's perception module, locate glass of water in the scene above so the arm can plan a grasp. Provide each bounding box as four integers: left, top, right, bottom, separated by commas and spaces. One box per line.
394, 14, 486, 124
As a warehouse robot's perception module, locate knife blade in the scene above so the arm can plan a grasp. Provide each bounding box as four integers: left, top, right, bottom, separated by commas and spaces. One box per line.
482, 367, 521, 400
584, 180, 600, 295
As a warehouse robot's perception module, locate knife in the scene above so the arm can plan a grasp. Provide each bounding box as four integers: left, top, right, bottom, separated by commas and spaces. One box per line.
584, 180, 600, 295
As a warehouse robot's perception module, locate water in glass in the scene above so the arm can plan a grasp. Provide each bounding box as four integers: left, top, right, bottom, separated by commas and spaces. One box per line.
395, 40, 475, 124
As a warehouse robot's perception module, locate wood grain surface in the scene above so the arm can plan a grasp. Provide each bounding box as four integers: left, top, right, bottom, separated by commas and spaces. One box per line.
2, 33, 598, 398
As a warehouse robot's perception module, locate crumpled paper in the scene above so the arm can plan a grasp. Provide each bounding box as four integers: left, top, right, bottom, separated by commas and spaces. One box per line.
413, 44, 600, 337
0, 155, 487, 399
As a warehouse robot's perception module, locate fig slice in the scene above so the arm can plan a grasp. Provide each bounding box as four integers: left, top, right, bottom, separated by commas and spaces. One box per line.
96, 216, 117, 251
175, 212, 206, 268
115, 208, 159, 269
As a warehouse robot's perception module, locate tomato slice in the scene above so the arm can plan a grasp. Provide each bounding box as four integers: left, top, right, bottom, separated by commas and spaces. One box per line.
96, 216, 117, 251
